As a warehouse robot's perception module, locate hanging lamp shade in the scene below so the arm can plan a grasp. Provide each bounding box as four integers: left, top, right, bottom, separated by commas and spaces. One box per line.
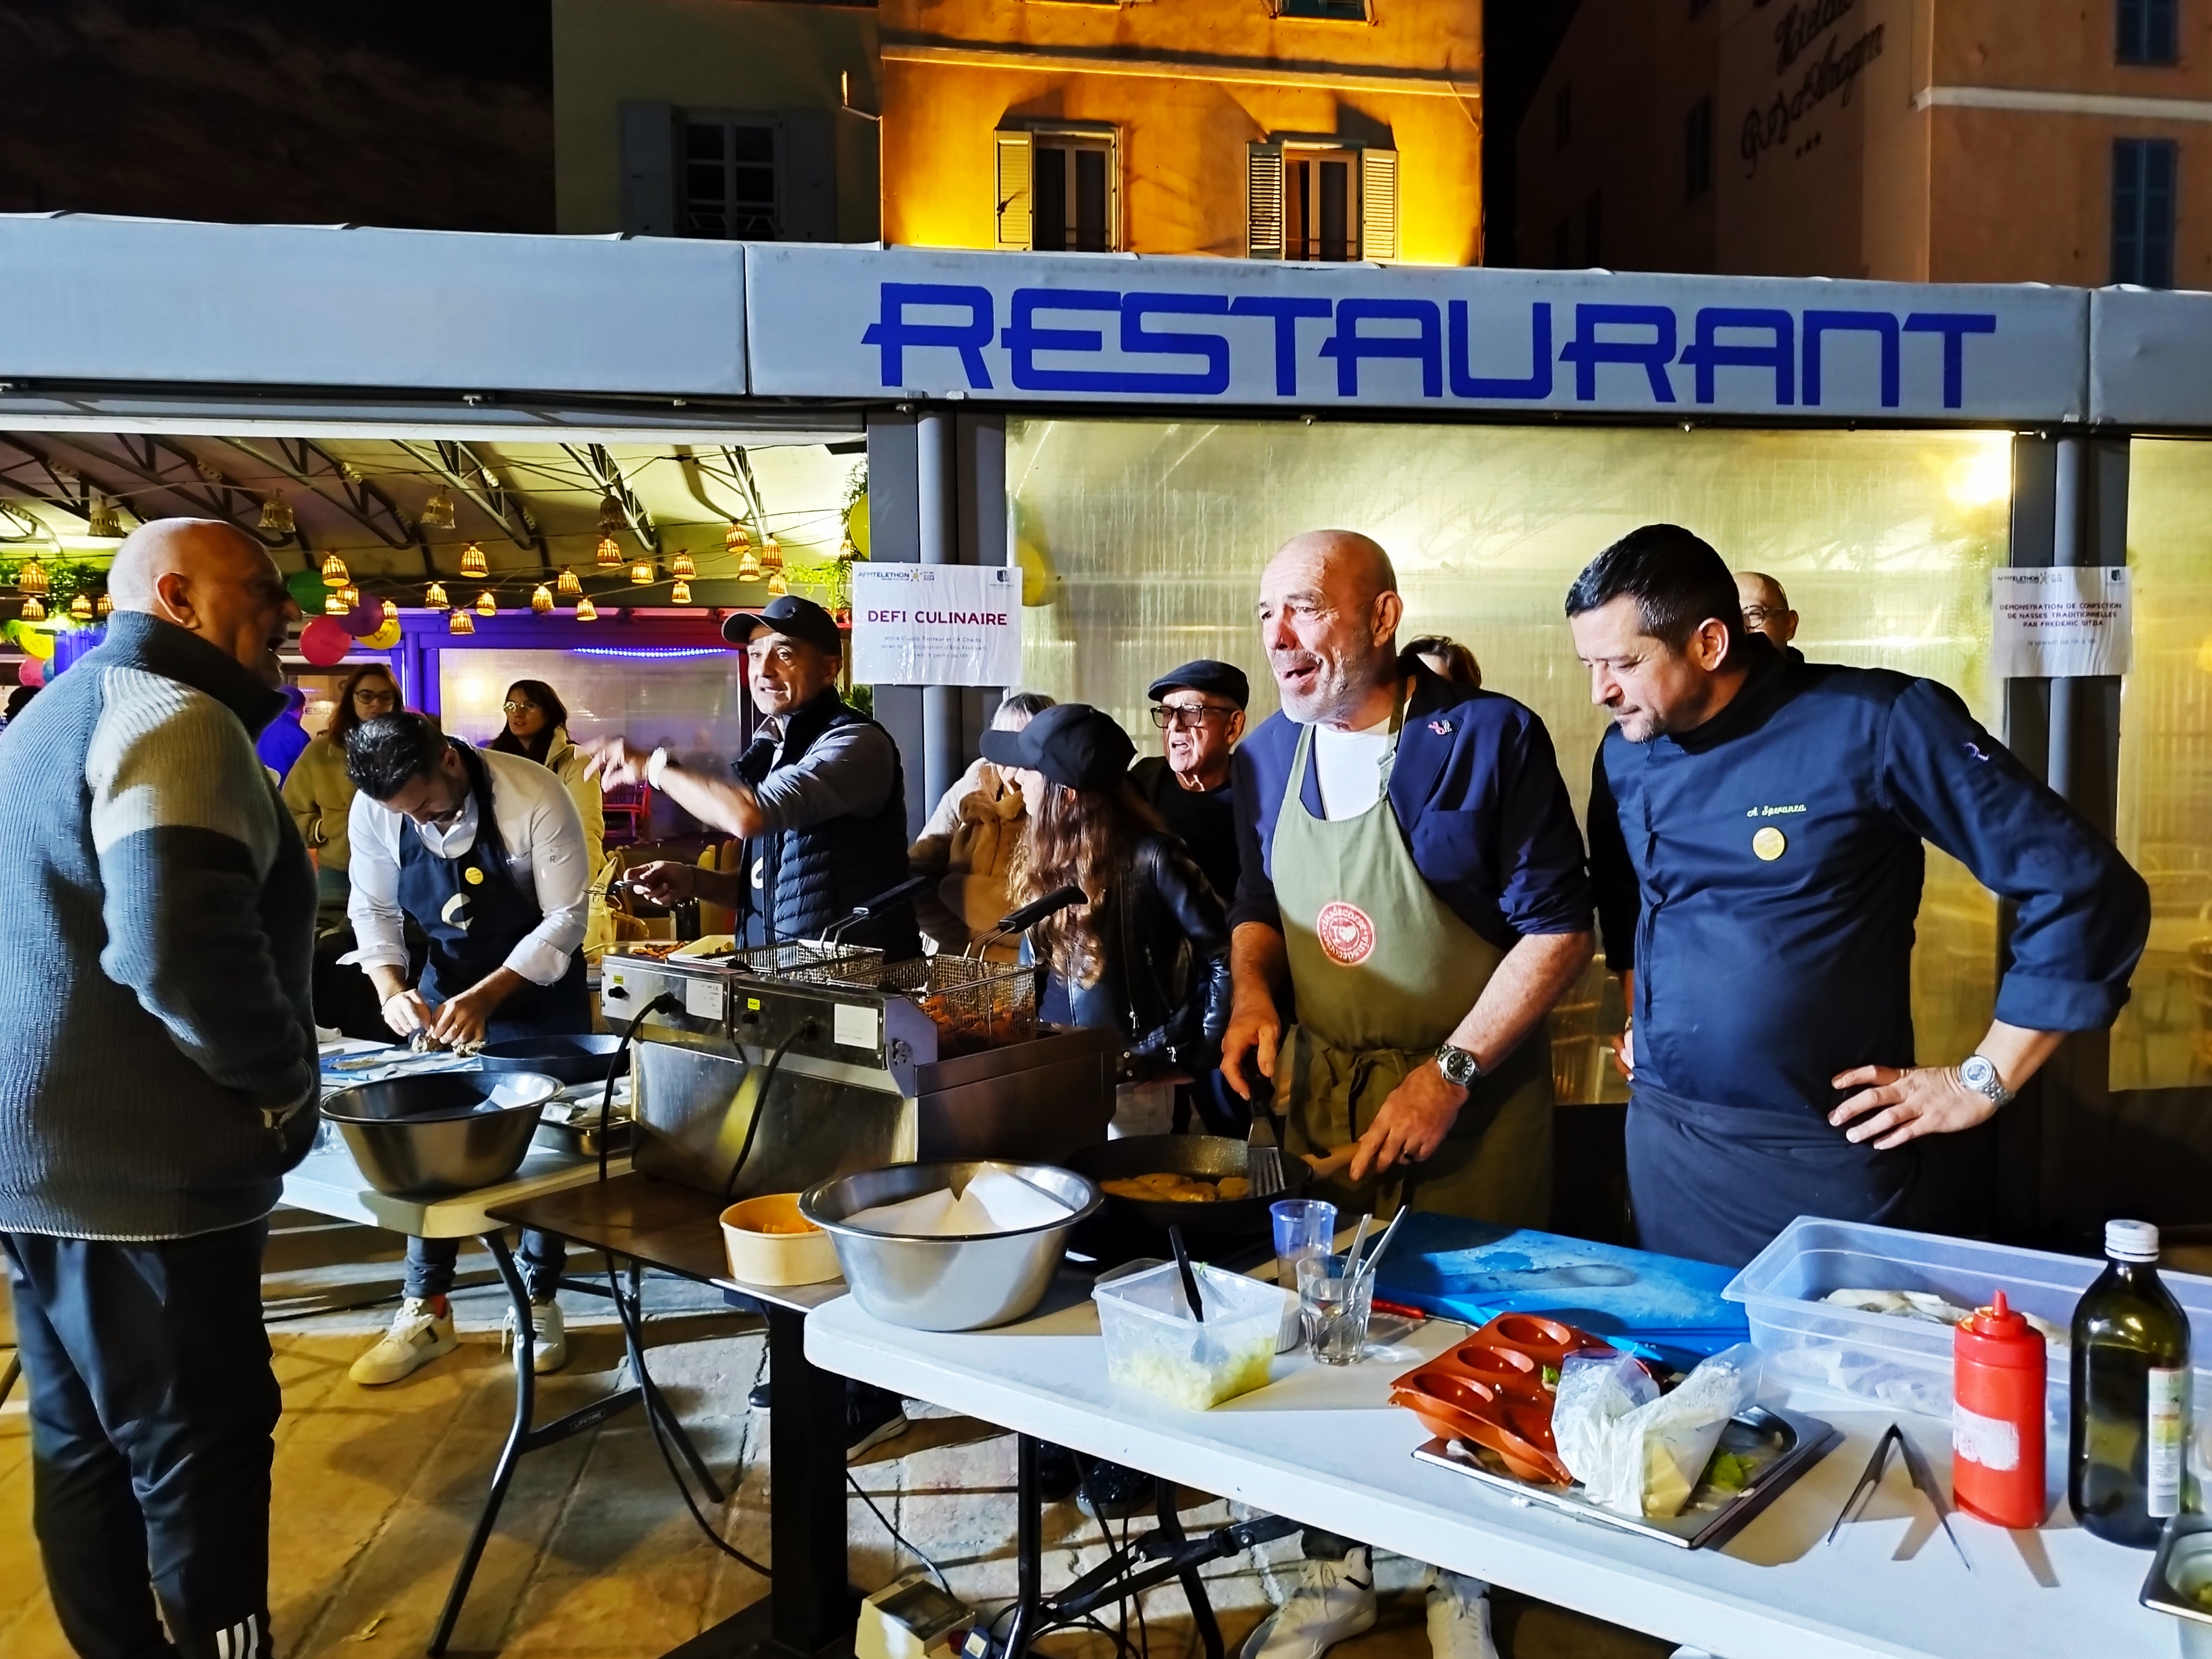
596, 494, 623, 538
258, 492, 295, 536
447, 608, 475, 635
556, 567, 582, 596
324, 592, 349, 617
335, 583, 360, 608
725, 521, 750, 551
320, 551, 349, 585
19, 597, 45, 621
381, 598, 399, 623
531, 584, 554, 614
758, 535, 784, 572
96, 591, 113, 618
420, 488, 456, 530
670, 578, 692, 604
629, 560, 654, 586
17, 559, 48, 596
595, 534, 623, 568
86, 494, 122, 540
474, 590, 498, 617
765, 570, 789, 598
736, 549, 761, 582
575, 596, 599, 622
69, 593, 92, 622
424, 581, 450, 610
671, 550, 697, 578
459, 542, 487, 577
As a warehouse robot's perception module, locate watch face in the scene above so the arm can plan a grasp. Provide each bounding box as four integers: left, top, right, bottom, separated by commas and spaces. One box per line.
1961, 1056, 1995, 1091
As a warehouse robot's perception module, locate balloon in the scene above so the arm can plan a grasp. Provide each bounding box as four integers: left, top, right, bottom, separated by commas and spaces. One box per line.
340, 594, 382, 638
18, 628, 55, 660
16, 655, 42, 690
845, 491, 870, 559
362, 618, 403, 650
286, 570, 329, 611
300, 617, 352, 666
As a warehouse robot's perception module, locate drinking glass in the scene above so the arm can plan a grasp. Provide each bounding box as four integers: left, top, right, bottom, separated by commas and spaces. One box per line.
1271, 1199, 1337, 1353
1297, 1252, 1374, 1366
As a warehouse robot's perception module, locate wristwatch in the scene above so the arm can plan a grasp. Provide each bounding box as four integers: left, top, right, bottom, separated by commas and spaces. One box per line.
1958, 1053, 2015, 1109
1436, 1042, 1484, 1089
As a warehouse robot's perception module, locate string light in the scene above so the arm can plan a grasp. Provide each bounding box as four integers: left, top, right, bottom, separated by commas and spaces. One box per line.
424, 581, 450, 609
736, 547, 761, 582
531, 584, 554, 614
725, 522, 750, 551
759, 535, 784, 573
335, 583, 360, 608
459, 542, 487, 577
596, 494, 624, 539
19, 597, 45, 621
594, 534, 623, 568
95, 592, 113, 618
670, 578, 692, 604
420, 489, 456, 530
320, 551, 349, 585
381, 598, 399, 623
447, 609, 474, 634
86, 495, 121, 540
325, 592, 349, 617
258, 492, 295, 535
69, 593, 91, 622
575, 596, 599, 621
556, 567, 582, 596
474, 590, 498, 616
16, 560, 48, 596
765, 570, 789, 598
671, 550, 696, 578
629, 560, 654, 586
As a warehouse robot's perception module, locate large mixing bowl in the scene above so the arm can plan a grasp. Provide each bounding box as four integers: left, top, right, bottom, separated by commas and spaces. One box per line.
800, 1161, 1099, 1332
321, 1071, 563, 1197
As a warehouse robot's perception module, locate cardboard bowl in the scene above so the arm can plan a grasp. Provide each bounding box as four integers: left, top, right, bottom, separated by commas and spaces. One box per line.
720, 1193, 842, 1287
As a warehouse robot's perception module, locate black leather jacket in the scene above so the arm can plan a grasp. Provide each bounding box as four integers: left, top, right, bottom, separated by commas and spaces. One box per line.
1025, 831, 1234, 1078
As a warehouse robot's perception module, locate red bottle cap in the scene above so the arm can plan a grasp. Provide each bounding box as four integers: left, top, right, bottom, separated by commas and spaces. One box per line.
1955, 1289, 2045, 1370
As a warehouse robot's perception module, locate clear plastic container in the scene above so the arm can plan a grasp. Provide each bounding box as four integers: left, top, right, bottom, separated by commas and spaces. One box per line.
1093, 1260, 1284, 1410
1724, 1218, 2212, 1426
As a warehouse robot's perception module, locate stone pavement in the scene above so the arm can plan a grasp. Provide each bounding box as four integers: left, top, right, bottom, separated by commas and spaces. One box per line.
0, 1212, 1672, 1659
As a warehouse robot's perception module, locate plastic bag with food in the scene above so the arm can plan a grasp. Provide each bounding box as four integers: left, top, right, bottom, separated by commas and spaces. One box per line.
1552, 1346, 1660, 1514
1554, 1343, 1763, 1519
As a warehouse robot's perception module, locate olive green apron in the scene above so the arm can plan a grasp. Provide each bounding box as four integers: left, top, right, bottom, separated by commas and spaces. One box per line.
1271, 700, 1552, 1226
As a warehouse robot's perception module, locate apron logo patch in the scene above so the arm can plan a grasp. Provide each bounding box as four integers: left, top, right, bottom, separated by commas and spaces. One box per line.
1752, 826, 1787, 862
1315, 901, 1377, 966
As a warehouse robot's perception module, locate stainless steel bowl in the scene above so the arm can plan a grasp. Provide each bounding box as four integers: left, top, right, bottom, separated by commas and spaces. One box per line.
800, 1161, 1100, 1331
321, 1072, 563, 1197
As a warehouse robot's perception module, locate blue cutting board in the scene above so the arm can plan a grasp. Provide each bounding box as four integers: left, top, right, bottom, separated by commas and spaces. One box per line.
1369, 1214, 1748, 1366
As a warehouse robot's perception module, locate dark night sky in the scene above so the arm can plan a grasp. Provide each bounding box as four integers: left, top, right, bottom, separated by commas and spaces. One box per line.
1483, 0, 1583, 267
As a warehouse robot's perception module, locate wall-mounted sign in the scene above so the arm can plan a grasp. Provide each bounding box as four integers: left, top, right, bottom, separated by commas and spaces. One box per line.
851, 564, 1022, 686
745, 245, 2090, 421
1991, 566, 2132, 679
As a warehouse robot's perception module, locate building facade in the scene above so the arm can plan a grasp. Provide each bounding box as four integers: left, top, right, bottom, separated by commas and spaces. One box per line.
1519, 0, 2210, 286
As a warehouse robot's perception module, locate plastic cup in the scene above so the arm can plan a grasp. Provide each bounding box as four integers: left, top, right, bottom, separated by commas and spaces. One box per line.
1272, 1199, 1337, 1352
1298, 1252, 1375, 1366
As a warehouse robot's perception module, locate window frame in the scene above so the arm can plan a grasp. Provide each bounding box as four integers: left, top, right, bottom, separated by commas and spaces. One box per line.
2118, 0, 2181, 65
996, 123, 1123, 253
2113, 135, 2180, 288
676, 111, 782, 242
1270, 0, 1370, 17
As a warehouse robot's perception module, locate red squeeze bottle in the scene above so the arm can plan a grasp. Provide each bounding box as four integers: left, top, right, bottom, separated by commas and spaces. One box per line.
1952, 1290, 2048, 1528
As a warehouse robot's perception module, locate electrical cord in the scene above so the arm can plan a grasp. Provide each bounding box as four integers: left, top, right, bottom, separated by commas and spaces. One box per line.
600, 990, 682, 1184
718, 1020, 814, 1207
846, 1473, 951, 1592
602, 1248, 773, 1579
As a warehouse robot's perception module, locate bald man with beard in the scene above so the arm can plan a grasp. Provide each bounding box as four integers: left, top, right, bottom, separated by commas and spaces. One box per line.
1220, 531, 1594, 1659
0, 519, 315, 1659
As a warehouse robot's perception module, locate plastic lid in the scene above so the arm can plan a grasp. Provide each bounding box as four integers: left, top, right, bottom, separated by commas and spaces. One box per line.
2106, 1219, 2161, 1262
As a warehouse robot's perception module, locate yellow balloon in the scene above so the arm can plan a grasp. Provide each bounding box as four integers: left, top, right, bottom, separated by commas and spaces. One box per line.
18, 628, 55, 660
845, 492, 871, 559
363, 618, 403, 650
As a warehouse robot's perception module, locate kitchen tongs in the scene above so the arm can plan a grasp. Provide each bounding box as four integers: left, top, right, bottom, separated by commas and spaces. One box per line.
1825, 1421, 1970, 1569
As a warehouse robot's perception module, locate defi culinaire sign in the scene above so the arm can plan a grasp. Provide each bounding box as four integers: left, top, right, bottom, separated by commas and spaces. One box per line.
746, 246, 2089, 423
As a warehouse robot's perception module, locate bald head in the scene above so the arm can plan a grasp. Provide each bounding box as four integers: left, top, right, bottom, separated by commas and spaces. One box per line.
1734, 570, 1797, 649
109, 518, 299, 685
1257, 529, 1405, 729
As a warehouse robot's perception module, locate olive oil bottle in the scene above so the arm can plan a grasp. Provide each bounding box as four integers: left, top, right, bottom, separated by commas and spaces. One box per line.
2069, 1219, 2194, 1547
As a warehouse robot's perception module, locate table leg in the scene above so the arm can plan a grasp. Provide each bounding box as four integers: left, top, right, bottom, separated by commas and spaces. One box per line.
617, 1257, 727, 1504
1152, 1478, 1224, 1659
1002, 1434, 1044, 1659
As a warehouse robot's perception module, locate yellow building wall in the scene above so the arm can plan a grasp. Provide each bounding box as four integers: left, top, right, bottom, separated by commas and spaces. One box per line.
879, 0, 1483, 264
553, 0, 880, 238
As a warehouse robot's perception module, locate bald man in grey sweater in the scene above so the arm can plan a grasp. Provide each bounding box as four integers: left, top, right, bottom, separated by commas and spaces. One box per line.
0, 520, 315, 1659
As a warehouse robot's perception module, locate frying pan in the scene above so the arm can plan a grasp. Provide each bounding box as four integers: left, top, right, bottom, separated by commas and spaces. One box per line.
473, 1032, 629, 1086
1066, 1134, 1311, 1248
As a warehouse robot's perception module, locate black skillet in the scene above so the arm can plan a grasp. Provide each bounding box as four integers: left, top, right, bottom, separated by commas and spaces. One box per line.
1066, 1133, 1311, 1249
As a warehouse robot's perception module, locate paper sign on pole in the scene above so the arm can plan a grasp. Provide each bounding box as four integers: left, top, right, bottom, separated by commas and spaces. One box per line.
851, 564, 1022, 686
1990, 566, 2132, 678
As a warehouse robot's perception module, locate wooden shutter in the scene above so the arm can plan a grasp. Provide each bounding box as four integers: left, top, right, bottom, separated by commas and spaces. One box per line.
1360, 146, 1399, 262
619, 101, 676, 237
1246, 142, 1285, 259
779, 108, 836, 242
995, 131, 1034, 251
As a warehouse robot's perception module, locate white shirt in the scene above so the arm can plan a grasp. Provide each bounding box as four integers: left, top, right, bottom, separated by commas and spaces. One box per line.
343, 745, 591, 987
1311, 711, 1395, 821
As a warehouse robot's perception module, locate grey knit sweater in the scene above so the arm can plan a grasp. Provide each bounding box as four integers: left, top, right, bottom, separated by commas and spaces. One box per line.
0, 612, 320, 1240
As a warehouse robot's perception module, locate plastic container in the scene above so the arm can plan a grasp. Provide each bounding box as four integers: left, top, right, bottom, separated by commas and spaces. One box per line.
1725, 1218, 2212, 1424
1953, 1290, 2047, 1528
1093, 1259, 1283, 1410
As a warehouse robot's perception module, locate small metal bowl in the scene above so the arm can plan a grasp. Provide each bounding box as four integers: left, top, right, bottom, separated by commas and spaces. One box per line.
321, 1071, 563, 1198
800, 1161, 1099, 1332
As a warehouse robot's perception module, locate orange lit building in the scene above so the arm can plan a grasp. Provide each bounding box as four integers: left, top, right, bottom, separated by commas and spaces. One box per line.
878, 0, 1483, 264
1519, 0, 2212, 288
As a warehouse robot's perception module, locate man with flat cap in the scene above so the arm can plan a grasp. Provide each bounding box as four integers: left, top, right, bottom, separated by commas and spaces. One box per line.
587, 593, 920, 962
1129, 659, 1248, 909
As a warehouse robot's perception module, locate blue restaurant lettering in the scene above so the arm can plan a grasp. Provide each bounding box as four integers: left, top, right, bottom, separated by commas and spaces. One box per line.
860, 282, 1997, 410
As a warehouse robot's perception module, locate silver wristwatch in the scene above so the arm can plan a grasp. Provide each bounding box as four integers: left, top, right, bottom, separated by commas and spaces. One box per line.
1436, 1043, 1484, 1089
1958, 1054, 2015, 1109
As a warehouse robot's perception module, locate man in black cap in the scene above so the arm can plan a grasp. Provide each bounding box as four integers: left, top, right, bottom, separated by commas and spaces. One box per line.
585, 593, 920, 961
1129, 660, 1248, 910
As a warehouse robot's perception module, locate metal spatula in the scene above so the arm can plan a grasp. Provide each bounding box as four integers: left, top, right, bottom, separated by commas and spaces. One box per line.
1247, 1081, 1288, 1197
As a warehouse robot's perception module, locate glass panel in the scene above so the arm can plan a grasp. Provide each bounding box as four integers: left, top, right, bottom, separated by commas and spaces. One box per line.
732, 126, 775, 164
1318, 159, 1350, 261
440, 648, 749, 763
1288, 160, 1311, 259
1007, 419, 2011, 1101
685, 123, 724, 160
2112, 438, 2212, 1089
1034, 145, 1068, 252
1073, 148, 1108, 253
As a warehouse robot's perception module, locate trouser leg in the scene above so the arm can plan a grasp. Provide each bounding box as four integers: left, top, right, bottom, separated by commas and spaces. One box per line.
4, 1223, 281, 1658
1301, 1528, 1357, 1560
405, 1235, 461, 1301
517, 1230, 566, 1302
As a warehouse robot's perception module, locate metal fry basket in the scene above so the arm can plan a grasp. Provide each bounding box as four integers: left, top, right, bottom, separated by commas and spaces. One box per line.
874, 955, 1040, 1055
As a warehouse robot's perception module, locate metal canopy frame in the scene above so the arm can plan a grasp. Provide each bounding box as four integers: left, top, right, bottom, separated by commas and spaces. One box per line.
396, 438, 547, 564
562, 442, 660, 556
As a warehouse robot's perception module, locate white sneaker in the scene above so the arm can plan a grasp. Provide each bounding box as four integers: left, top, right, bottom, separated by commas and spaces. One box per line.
350, 1297, 458, 1385
1425, 1572, 1499, 1659
1240, 1546, 1376, 1659
502, 1296, 568, 1374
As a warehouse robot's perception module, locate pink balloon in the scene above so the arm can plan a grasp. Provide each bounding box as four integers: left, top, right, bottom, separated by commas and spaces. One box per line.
300, 617, 353, 666
340, 594, 382, 638
16, 655, 43, 689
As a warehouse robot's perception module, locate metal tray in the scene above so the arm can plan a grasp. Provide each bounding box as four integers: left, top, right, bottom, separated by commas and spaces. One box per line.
1413, 1404, 1839, 1550
2141, 1513, 2212, 1627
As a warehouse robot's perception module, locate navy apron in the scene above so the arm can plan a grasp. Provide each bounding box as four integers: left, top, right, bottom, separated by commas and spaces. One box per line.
397, 742, 589, 1042
1626, 1079, 1921, 1269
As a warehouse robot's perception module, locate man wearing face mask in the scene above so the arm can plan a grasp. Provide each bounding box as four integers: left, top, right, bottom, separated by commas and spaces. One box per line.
1571, 524, 2149, 1269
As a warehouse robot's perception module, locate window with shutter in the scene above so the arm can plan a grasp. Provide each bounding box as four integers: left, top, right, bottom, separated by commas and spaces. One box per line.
996, 131, 1034, 251
1285, 146, 1360, 261
1247, 142, 1285, 259
1360, 147, 1398, 262
1031, 133, 1118, 251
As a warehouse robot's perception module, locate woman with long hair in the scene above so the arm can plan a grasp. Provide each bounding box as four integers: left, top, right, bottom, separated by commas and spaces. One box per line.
1403, 633, 1482, 689
282, 663, 399, 914
487, 679, 606, 876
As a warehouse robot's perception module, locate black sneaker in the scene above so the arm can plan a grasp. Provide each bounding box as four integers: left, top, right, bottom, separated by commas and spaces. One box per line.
748, 1378, 773, 1410
1074, 1458, 1156, 1521
846, 1383, 909, 1460
1035, 1442, 1082, 1504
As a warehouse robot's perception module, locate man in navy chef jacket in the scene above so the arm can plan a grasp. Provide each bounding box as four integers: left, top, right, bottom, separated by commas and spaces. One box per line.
1571, 525, 2151, 1269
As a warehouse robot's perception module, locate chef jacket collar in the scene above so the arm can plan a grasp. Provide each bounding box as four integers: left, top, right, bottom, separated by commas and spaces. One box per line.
1663, 633, 1791, 754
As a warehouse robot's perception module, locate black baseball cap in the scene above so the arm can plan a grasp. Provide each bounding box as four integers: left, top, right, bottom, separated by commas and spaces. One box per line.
722, 594, 842, 655
1146, 659, 1250, 709
980, 702, 1135, 792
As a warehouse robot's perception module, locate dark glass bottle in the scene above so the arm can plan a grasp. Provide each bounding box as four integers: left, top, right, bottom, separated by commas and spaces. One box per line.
2069, 1219, 2193, 1547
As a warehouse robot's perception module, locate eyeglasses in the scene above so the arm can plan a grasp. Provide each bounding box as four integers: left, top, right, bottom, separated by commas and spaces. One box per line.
1150, 703, 1236, 731
502, 700, 541, 714
1741, 606, 1784, 628
353, 688, 398, 708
